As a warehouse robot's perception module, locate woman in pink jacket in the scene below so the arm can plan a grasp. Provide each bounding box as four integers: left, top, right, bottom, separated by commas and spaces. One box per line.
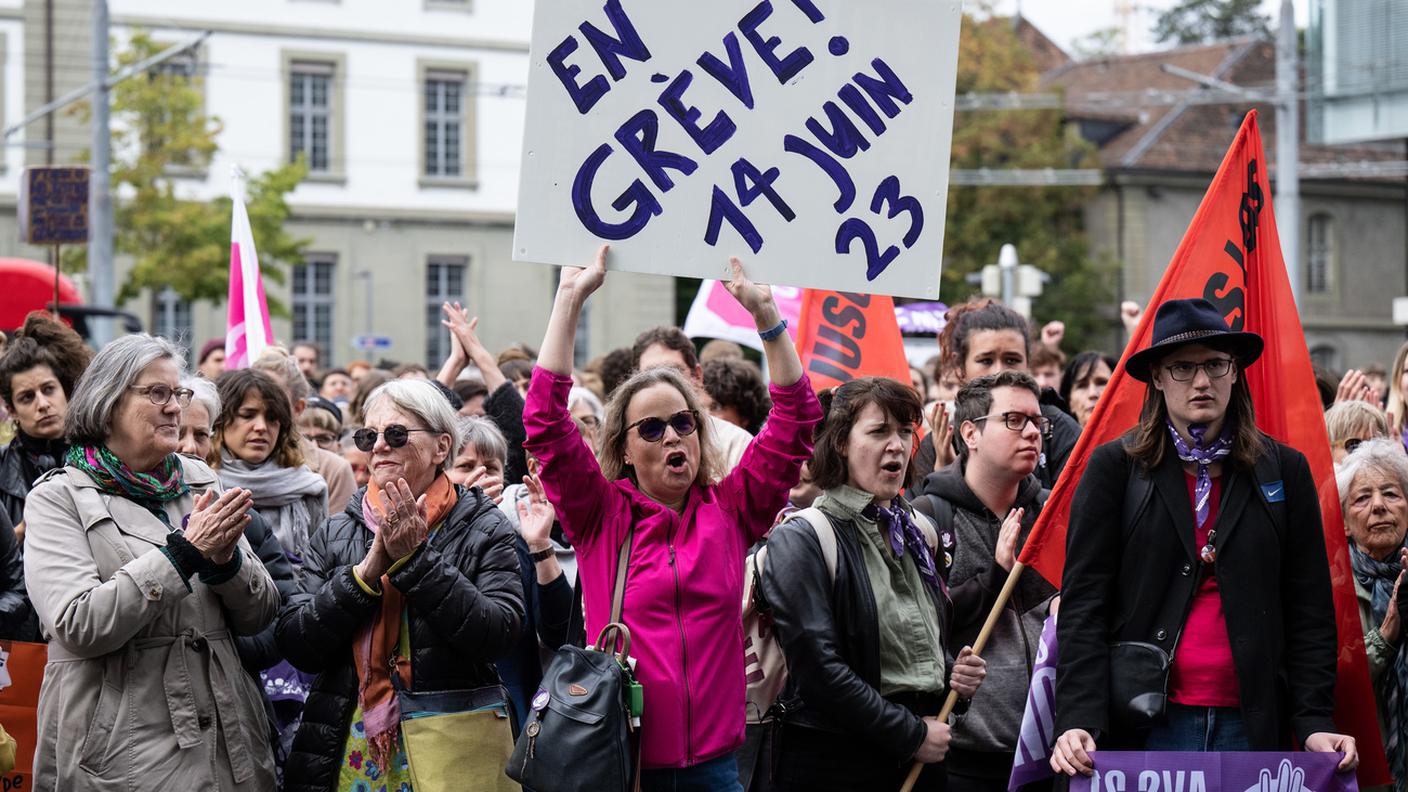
524, 246, 821, 791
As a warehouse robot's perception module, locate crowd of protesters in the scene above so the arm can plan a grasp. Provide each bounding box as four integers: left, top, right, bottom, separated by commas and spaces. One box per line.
0, 246, 1402, 792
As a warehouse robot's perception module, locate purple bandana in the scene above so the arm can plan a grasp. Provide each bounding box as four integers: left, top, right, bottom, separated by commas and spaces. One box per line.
1166, 420, 1232, 528
867, 502, 945, 594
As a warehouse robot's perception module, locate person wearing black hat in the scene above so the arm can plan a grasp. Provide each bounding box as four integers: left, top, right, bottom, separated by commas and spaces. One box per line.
1049, 298, 1358, 774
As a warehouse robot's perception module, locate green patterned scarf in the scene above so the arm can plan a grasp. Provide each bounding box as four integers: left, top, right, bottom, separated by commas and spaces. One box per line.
66, 445, 189, 517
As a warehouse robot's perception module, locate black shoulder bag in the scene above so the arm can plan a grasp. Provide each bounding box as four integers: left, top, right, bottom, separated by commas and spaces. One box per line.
507, 527, 642, 792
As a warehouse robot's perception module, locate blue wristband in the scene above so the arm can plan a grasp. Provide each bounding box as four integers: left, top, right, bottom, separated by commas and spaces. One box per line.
759, 319, 788, 342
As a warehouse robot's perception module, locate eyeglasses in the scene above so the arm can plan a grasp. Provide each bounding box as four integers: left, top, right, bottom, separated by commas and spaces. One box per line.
131, 384, 194, 408
972, 411, 1051, 434
352, 424, 437, 452
306, 432, 339, 450
1343, 438, 1365, 455
1163, 358, 1235, 382
626, 410, 699, 443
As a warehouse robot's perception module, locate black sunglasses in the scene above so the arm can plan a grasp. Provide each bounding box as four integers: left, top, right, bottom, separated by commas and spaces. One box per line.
1343, 438, 1364, 456
353, 424, 436, 452
626, 410, 699, 443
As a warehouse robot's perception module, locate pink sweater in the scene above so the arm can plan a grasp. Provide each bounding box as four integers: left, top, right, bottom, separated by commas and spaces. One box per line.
523, 367, 821, 768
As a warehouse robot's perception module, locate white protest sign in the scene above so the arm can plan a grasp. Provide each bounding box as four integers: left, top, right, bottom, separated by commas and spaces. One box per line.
514, 0, 962, 299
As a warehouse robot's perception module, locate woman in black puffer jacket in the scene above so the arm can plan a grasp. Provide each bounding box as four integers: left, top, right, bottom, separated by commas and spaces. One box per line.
275, 379, 524, 792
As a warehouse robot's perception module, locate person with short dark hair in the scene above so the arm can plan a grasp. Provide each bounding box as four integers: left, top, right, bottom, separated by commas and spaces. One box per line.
598, 346, 636, 401
291, 341, 321, 382
1052, 298, 1355, 774
453, 377, 490, 417
1028, 345, 1065, 394
1060, 352, 1117, 428
913, 371, 1053, 791
318, 367, 354, 407
762, 376, 987, 791
197, 338, 227, 380
702, 358, 772, 435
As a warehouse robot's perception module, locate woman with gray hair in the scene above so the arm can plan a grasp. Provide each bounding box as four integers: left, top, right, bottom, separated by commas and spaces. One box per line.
275, 378, 524, 792
1337, 437, 1408, 785
23, 334, 279, 791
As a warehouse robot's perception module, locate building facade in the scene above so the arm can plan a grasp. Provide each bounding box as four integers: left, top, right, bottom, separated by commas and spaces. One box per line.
1046, 35, 1408, 371
0, 0, 675, 368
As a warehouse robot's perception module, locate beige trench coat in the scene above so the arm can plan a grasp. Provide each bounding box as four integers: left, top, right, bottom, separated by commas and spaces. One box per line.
22, 455, 279, 792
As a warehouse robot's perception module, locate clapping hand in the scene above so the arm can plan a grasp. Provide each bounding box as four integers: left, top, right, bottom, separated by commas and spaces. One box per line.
995, 507, 1023, 572
515, 473, 556, 553
368, 479, 430, 561
185, 488, 253, 565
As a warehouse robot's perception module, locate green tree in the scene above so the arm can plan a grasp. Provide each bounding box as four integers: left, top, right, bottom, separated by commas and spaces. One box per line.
1153, 0, 1270, 45
944, 11, 1116, 354
1070, 27, 1124, 61
67, 31, 308, 312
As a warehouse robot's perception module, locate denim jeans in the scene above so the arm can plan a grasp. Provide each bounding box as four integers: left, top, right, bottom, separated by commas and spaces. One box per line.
1144, 703, 1252, 751
640, 752, 745, 792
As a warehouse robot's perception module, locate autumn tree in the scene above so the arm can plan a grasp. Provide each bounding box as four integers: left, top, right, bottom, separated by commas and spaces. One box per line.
67, 30, 308, 312
944, 11, 1115, 353
1153, 0, 1270, 45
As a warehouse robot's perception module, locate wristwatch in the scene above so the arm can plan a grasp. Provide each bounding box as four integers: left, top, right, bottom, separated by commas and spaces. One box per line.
529, 547, 555, 563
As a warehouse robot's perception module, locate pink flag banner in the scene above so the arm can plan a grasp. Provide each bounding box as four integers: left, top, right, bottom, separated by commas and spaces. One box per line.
1009, 614, 1058, 791
681, 280, 802, 352
224, 168, 273, 370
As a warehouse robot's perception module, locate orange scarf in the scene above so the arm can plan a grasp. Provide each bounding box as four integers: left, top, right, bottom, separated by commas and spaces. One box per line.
355, 474, 458, 768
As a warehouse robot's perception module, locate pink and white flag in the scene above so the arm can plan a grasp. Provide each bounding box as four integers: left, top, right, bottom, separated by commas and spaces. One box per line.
681, 280, 802, 352
224, 169, 273, 370
1009, 614, 1059, 791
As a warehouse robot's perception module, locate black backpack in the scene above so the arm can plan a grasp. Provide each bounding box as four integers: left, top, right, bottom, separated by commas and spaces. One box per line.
507, 528, 640, 792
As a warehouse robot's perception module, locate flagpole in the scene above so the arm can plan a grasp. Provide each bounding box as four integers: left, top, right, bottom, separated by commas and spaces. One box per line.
899, 561, 1026, 792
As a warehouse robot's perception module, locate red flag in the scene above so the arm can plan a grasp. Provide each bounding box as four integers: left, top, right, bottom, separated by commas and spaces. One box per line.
1017, 111, 1389, 785
794, 289, 912, 391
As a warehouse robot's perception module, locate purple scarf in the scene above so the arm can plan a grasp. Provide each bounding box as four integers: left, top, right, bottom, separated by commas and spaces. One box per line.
1166, 421, 1232, 528
867, 502, 945, 595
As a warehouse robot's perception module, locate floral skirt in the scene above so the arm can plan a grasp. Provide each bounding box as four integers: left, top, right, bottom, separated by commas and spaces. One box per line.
337, 704, 413, 792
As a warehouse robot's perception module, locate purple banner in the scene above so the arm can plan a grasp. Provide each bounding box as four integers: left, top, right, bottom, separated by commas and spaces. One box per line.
1071, 752, 1357, 792
895, 301, 949, 334
1009, 614, 1058, 790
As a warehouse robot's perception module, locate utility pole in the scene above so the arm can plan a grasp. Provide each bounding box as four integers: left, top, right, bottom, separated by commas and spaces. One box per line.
89, 0, 113, 346
1276, 0, 1301, 305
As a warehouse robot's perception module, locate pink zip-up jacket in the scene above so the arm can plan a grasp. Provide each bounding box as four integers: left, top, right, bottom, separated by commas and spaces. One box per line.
523, 366, 821, 769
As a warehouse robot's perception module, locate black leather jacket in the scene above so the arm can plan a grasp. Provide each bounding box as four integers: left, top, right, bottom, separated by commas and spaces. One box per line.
275, 484, 525, 792
760, 498, 994, 762
0, 508, 37, 641
0, 433, 66, 530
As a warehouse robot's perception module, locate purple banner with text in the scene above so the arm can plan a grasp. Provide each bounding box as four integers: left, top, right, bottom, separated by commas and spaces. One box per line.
1071, 752, 1357, 792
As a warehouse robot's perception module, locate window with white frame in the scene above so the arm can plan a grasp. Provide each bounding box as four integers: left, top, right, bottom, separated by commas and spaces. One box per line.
290, 62, 334, 172
1307, 213, 1335, 295
426, 257, 467, 366
293, 254, 336, 358
424, 71, 465, 178
153, 287, 192, 359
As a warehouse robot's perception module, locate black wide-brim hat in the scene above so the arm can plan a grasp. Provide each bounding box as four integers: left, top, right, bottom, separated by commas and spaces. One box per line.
1125, 298, 1264, 383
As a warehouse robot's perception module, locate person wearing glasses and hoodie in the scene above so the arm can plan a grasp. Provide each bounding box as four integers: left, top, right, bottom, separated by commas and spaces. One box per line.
523, 246, 822, 792
909, 371, 1054, 792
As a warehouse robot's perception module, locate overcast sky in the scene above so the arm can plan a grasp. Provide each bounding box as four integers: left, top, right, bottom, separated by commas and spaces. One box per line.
989, 0, 1311, 55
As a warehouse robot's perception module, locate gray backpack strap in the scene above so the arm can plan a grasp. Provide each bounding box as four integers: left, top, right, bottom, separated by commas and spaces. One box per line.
794, 507, 839, 583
